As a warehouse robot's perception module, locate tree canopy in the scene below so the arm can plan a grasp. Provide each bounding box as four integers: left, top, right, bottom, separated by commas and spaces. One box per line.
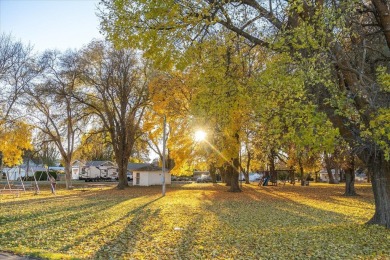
100, 0, 390, 226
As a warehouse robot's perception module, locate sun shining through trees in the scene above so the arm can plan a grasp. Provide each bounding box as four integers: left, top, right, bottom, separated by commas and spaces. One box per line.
1, 2, 390, 258
194, 130, 206, 142
99, 0, 390, 226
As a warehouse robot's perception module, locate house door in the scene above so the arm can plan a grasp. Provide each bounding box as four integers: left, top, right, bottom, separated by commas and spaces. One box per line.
136, 172, 140, 185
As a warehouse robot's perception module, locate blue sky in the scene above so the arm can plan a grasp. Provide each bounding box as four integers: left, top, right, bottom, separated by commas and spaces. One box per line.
0, 0, 103, 53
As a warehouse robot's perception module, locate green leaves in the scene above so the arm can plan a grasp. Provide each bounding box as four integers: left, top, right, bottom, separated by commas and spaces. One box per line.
369, 109, 390, 160
377, 66, 390, 92
251, 53, 338, 173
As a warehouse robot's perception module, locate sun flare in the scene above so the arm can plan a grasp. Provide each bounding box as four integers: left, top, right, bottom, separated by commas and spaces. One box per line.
194, 130, 206, 142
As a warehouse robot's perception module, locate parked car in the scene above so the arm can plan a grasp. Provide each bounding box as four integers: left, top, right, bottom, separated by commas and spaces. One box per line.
196, 174, 212, 183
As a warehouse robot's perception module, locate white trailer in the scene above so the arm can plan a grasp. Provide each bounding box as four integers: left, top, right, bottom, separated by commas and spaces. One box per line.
78, 161, 118, 182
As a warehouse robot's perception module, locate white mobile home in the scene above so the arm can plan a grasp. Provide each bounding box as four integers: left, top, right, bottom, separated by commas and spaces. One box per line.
75, 161, 118, 181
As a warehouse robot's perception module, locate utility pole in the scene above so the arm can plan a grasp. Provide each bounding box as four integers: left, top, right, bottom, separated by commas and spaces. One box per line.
162, 115, 166, 196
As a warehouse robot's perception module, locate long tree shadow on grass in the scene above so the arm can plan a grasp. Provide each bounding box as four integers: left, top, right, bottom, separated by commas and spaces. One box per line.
0, 190, 127, 225
0, 185, 125, 209
256, 184, 374, 222
170, 182, 239, 192
1, 186, 164, 224
3, 199, 124, 227
89, 197, 162, 259
0, 194, 139, 254
0, 189, 163, 258
187, 184, 383, 259
2, 183, 385, 259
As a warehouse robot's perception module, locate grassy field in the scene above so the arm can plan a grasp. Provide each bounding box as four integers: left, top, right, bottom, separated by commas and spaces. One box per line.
0, 182, 389, 259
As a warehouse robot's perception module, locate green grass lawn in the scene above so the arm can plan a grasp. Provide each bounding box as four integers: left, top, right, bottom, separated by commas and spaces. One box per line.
0, 182, 389, 259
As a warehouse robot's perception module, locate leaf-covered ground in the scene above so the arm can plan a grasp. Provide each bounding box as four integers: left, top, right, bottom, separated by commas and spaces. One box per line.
0, 182, 389, 259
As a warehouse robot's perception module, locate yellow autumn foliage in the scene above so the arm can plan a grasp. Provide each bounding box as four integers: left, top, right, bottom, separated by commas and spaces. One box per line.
0, 120, 32, 166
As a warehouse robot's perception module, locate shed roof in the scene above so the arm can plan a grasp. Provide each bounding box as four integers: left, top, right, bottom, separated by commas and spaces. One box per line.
135, 165, 162, 172
128, 163, 161, 172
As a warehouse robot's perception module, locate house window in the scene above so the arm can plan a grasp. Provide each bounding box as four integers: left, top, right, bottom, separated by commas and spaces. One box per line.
136, 172, 140, 185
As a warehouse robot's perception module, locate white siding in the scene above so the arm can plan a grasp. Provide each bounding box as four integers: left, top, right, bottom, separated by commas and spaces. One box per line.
133, 171, 171, 186
71, 167, 80, 180
148, 171, 162, 185
3, 168, 27, 180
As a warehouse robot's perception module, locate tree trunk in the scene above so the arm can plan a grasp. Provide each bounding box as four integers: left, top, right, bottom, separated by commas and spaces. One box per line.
209, 163, 217, 183
343, 153, 356, 196
366, 153, 390, 228
218, 166, 226, 183
298, 158, 305, 186
225, 162, 232, 186
372, 0, 390, 48
243, 169, 250, 184
335, 166, 340, 183
324, 153, 336, 184
339, 168, 345, 182
116, 156, 129, 189
64, 160, 72, 190
289, 170, 295, 185
228, 157, 241, 192
244, 150, 251, 184
326, 167, 335, 184
269, 151, 277, 185
344, 169, 357, 196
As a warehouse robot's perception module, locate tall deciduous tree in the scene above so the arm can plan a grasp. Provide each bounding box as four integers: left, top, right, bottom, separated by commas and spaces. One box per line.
187, 36, 253, 192
0, 34, 37, 122
76, 41, 149, 189
0, 34, 37, 170
100, 0, 390, 228
27, 50, 84, 189
146, 71, 190, 172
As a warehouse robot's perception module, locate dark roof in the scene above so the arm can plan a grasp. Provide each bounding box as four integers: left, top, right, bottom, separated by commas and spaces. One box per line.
86, 161, 115, 167
127, 163, 161, 171
135, 165, 162, 172
72, 160, 85, 166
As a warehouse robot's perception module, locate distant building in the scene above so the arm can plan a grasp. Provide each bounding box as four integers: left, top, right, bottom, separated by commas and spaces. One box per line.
2, 160, 47, 181
128, 163, 171, 186
193, 171, 209, 181
72, 160, 118, 181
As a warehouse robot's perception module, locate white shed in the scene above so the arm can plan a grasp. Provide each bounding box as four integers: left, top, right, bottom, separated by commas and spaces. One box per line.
130, 164, 171, 186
